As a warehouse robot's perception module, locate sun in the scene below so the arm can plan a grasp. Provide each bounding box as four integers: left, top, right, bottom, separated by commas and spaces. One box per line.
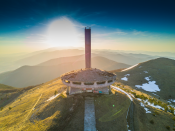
46, 17, 81, 47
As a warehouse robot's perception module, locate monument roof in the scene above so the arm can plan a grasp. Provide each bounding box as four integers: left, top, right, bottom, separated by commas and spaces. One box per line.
61, 68, 116, 82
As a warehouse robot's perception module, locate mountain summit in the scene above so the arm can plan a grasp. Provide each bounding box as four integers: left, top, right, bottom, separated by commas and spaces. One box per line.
113, 57, 175, 100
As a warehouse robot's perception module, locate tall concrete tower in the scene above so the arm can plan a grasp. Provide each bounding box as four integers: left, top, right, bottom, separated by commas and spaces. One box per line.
85, 27, 91, 68
61, 27, 116, 95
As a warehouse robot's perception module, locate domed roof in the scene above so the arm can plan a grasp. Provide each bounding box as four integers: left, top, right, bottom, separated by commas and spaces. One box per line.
61, 68, 116, 82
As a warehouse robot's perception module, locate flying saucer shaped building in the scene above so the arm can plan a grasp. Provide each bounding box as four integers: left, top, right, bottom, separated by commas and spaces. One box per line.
61, 27, 116, 95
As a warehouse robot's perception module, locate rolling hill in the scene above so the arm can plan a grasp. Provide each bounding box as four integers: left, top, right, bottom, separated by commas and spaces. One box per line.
0, 56, 130, 88
0, 83, 16, 90
112, 57, 175, 100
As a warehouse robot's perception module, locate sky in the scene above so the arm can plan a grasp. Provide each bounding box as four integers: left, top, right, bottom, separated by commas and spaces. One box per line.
0, 0, 175, 54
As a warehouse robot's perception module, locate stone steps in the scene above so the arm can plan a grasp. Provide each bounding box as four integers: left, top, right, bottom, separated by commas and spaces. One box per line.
84, 97, 96, 131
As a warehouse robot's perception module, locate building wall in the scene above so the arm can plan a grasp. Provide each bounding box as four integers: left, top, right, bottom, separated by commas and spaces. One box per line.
69, 86, 109, 95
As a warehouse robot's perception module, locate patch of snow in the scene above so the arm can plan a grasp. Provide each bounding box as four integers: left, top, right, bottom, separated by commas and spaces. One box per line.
144, 71, 148, 73
172, 100, 175, 103
140, 102, 151, 113
167, 100, 172, 103
144, 107, 151, 113
127, 124, 131, 131
167, 99, 175, 103
125, 74, 130, 76
121, 77, 128, 81
135, 80, 160, 92
145, 76, 150, 81
137, 98, 142, 101
137, 98, 164, 110
147, 102, 162, 110
121, 64, 139, 72
46, 93, 60, 102
152, 93, 159, 97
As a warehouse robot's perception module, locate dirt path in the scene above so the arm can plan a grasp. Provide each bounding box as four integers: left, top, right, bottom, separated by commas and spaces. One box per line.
16, 94, 43, 130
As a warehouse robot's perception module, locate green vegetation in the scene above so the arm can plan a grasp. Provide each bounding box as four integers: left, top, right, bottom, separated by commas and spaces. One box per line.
154, 110, 159, 115
60, 93, 66, 98
172, 117, 175, 121
114, 82, 175, 116
112, 81, 175, 131
54, 90, 58, 95
169, 106, 174, 114
131, 92, 136, 97
9, 107, 12, 110
0, 107, 3, 111
153, 113, 156, 116
135, 94, 148, 100
166, 126, 170, 130
150, 119, 154, 124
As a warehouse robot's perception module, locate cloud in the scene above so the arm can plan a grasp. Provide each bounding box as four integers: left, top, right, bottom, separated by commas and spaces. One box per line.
132, 30, 147, 36
93, 29, 127, 38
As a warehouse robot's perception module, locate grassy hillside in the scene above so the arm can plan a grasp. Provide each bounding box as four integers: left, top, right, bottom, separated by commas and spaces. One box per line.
0, 83, 16, 90
0, 78, 68, 131
0, 77, 175, 131
0, 56, 130, 88
0, 77, 132, 131
112, 57, 175, 100
112, 82, 175, 131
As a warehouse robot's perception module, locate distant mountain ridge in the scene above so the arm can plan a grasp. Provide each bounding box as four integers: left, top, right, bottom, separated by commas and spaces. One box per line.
0, 48, 162, 74
0, 56, 130, 88
15, 49, 85, 66
95, 51, 156, 65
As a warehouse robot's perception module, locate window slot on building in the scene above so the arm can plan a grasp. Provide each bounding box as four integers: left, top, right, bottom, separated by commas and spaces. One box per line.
73, 82, 81, 85
97, 81, 106, 85
84, 82, 94, 85
108, 80, 113, 83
